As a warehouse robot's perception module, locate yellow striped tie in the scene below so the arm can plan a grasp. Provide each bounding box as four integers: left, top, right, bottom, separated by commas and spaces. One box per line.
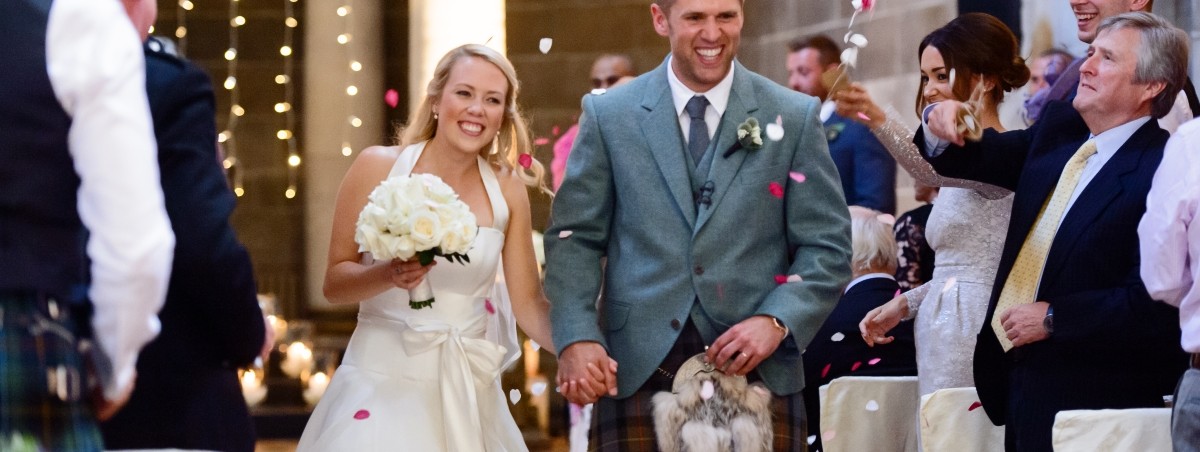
991, 140, 1098, 351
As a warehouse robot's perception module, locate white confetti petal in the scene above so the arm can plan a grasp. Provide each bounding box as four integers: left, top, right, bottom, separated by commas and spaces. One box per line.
590, 88, 607, 96
509, 388, 522, 405
942, 276, 958, 294
558, 230, 574, 239
964, 115, 976, 130
949, 68, 957, 89
786, 274, 803, 283
851, 0, 863, 11
865, 400, 880, 411
766, 122, 785, 141
808, 435, 817, 445
530, 340, 541, 351
538, 37, 553, 54
831, 332, 846, 342
700, 380, 715, 400
849, 33, 869, 48
840, 47, 859, 68
843, 31, 853, 44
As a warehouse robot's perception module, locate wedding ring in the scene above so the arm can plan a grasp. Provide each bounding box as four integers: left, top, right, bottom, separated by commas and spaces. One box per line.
740, 352, 749, 359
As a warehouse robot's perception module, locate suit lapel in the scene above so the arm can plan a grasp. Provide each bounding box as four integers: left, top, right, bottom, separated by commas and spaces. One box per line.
639, 62, 696, 228
695, 62, 758, 233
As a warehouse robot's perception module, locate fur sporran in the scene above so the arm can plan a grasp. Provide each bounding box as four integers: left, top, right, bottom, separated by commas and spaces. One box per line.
651, 354, 774, 452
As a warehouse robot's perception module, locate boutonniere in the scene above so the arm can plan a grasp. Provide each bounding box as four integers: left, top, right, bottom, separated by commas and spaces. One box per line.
826, 122, 847, 142
722, 117, 763, 158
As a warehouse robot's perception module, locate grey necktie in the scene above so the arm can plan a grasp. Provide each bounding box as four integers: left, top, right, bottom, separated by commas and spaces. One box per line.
685, 96, 710, 166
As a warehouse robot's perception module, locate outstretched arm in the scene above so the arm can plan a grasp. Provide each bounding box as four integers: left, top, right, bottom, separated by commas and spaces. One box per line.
498, 169, 555, 354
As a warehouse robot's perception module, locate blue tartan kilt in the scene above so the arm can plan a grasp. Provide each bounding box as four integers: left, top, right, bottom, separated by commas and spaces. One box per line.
0, 292, 103, 451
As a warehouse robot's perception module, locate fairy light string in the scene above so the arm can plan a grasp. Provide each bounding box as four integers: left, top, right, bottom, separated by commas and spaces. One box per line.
339, 0, 360, 157
222, 0, 245, 197
282, 0, 300, 199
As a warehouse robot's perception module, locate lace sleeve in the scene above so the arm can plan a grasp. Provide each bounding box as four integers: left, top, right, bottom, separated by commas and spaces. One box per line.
870, 107, 1012, 200
901, 283, 930, 321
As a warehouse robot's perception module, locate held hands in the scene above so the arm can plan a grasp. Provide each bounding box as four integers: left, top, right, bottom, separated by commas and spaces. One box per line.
925, 100, 970, 147
705, 315, 787, 377
388, 258, 435, 290
557, 342, 618, 405
833, 83, 886, 129
999, 301, 1050, 348
859, 294, 909, 347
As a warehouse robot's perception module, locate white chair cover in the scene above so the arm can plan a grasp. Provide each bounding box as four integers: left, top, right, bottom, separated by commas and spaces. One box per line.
918, 387, 1004, 452
1052, 408, 1172, 452
819, 376, 920, 452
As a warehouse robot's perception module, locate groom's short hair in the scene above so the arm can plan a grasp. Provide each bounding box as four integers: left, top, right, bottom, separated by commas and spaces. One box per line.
654, 0, 744, 13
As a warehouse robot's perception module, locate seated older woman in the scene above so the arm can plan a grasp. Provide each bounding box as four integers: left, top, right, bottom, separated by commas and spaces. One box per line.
802, 206, 918, 448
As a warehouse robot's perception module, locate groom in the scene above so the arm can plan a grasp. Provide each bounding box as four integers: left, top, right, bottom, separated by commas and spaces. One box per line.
544, 0, 851, 449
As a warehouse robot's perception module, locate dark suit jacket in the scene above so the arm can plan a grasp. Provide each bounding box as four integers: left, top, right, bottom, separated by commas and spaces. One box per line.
802, 276, 916, 449
101, 45, 264, 452
921, 101, 1186, 452
826, 111, 897, 214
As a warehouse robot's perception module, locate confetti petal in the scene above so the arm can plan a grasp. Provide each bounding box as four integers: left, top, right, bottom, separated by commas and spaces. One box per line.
787, 274, 803, 283
558, 230, 573, 239
941, 277, 958, 294
789, 172, 807, 183
857, 111, 872, 122
822, 430, 837, 441
876, 213, 895, 225
534, 137, 550, 146
716, 284, 725, 300
808, 435, 817, 445
831, 332, 846, 342
949, 68, 957, 89
530, 340, 541, 352
768, 181, 784, 199
538, 37, 553, 54
843, 31, 854, 44
848, 33, 869, 48
518, 153, 533, 169
485, 298, 496, 314
590, 88, 607, 96
752, 385, 770, 396
384, 89, 399, 108
552, 125, 561, 136
840, 48, 859, 68
851, 361, 862, 371
354, 409, 370, 420
509, 389, 522, 405
821, 363, 831, 378
700, 380, 715, 400
868, 357, 882, 365
895, 289, 902, 297
969, 401, 983, 411
865, 400, 880, 411
766, 122, 785, 141
862, 0, 874, 11
851, 0, 863, 11
775, 275, 788, 285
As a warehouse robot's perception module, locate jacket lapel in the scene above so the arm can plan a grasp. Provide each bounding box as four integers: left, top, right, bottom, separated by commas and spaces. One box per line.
695, 62, 758, 233
639, 62, 696, 229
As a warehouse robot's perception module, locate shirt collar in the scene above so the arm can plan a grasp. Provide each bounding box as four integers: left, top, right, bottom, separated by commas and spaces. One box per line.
819, 100, 836, 123
666, 55, 735, 118
1090, 116, 1152, 160
844, 273, 896, 294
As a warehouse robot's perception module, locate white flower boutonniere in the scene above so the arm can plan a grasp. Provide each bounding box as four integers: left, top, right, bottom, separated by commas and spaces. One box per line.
723, 117, 763, 158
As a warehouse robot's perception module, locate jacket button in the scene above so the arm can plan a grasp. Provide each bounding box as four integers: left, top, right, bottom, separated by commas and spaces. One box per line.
693, 265, 704, 275
670, 319, 681, 330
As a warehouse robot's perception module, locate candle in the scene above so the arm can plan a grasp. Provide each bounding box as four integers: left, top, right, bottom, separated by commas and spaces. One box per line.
240, 369, 267, 407
303, 371, 330, 405
280, 341, 313, 379
267, 315, 288, 346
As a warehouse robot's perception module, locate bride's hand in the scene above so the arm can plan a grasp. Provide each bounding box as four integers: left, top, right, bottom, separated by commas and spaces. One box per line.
859, 294, 908, 347
387, 258, 436, 290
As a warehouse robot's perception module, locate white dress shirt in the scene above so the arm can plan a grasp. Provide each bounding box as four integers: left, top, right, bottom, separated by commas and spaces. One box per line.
1139, 118, 1200, 353
844, 273, 895, 294
665, 56, 735, 145
46, 0, 174, 399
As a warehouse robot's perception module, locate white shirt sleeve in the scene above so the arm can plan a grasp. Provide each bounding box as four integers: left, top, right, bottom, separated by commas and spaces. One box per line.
919, 103, 950, 157
46, 0, 174, 400
1138, 119, 1200, 308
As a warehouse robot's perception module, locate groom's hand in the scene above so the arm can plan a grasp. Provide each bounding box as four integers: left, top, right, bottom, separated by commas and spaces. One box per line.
557, 342, 617, 405
706, 315, 787, 377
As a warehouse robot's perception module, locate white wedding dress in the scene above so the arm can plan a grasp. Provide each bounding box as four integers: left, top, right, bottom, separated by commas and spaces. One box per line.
298, 142, 526, 451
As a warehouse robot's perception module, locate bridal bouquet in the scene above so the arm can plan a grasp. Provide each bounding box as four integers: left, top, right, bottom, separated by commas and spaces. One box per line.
355, 174, 478, 309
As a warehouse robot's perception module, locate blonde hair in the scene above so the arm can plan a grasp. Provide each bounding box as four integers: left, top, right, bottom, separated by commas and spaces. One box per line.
398, 44, 549, 193
848, 206, 898, 273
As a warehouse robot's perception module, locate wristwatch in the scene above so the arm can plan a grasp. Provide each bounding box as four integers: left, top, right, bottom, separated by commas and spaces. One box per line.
766, 316, 789, 340
1043, 305, 1055, 335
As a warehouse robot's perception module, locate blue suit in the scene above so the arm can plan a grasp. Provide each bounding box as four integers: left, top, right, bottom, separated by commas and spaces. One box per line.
921, 101, 1186, 452
545, 59, 852, 398
825, 111, 896, 213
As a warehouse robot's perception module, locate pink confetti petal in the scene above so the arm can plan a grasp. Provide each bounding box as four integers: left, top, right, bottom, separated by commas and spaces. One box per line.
518, 153, 533, 169
821, 363, 831, 379
968, 401, 983, 411
485, 298, 496, 314
868, 357, 882, 365
831, 332, 846, 342
752, 385, 770, 396
774, 275, 788, 285
822, 430, 837, 441
865, 400, 879, 411
558, 230, 573, 239
533, 137, 550, 146
876, 213, 895, 225
895, 289, 902, 297
552, 125, 561, 136
354, 409, 370, 420
851, 361, 862, 371
789, 172, 807, 183
384, 89, 399, 108
786, 274, 803, 283
857, 111, 872, 122
768, 181, 784, 198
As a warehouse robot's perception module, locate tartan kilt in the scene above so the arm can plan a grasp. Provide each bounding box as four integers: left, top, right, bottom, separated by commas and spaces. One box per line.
588, 320, 808, 451
0, 292, 103, 451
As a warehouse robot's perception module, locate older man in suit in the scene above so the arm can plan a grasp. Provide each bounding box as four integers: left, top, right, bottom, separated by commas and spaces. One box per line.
99, 1, 266, 450
545, 0, 851, 449
919, 12, 1189, 452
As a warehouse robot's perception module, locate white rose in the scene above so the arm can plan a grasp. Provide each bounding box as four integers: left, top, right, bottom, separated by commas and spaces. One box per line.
408, 209, 444, 251
384, 234, 417, 261
441, 227, 467, 255
423, 175, 457, 204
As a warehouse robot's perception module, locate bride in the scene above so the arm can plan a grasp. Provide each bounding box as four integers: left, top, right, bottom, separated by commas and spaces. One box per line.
298, 44, 555, 451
